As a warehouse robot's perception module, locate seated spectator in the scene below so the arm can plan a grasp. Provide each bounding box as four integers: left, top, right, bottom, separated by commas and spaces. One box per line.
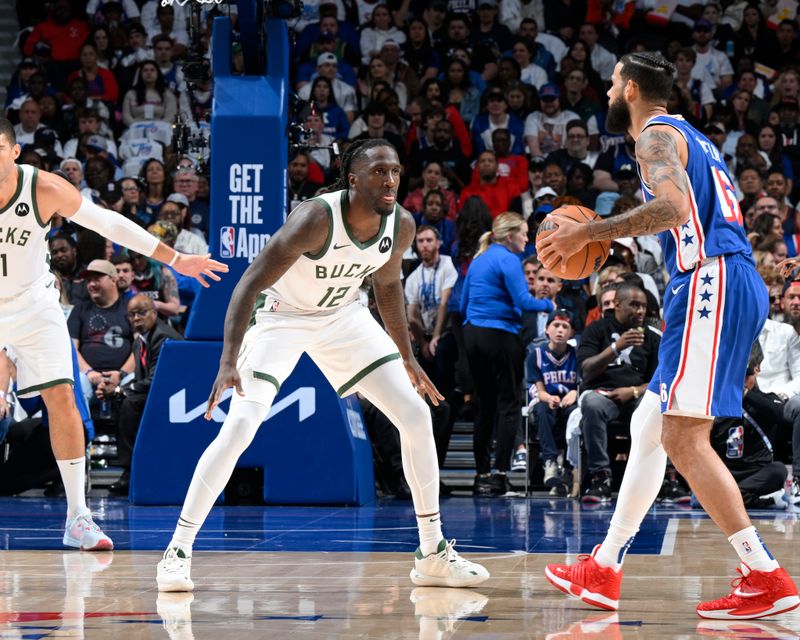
524, 84, 581, 158
22, 0, 90, 69
350, 102, 406, 163
139, 158, 169, 220
5, 58, 40, 110
411, 190, 456, 256
102, 294, 183, 496
113, 254, 135, 302
69, 260, 135, 409
117, 23, 154, 74
84, 155, 118, 200
510, 38, 547, 89
756, 287, 800, 506
91, 25, 124, 71
308, 76, 350, 141
577, 282, 660, 502
711, 342, 789, 509
67, 43, 119, 105
359, 4, 406, 65
49, 232, 87, 304
545, 119, 600, 176
158, 194, 209, 255
440, 58, 480, 125
61, 77, 111, 135
288, 151, 323, 211
152, 35, 185, 98
122, 61, 178, 126
147, 3, 189, 58
541, 161, 568, 198
471, 87, 525, 156
300, 107, 336, 179
13, 99, 64, 158
63, 107, 117, 159
113, 176, 151, 228
410, 118, 471, 191
128, 243, 182, 319
527, 308, 579, 494
295, 26, 358, 88
405, 225, 459, 397
458, 151, 516, 218
403, 17, 440, 85
585, 281, 618, 328
561, 67, 602, 124
403, 161, 457, 221
357, 54, 408, 111
59, 157, 85, 190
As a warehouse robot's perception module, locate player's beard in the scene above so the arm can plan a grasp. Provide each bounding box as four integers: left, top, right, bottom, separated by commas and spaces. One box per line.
606, 95, 632, 134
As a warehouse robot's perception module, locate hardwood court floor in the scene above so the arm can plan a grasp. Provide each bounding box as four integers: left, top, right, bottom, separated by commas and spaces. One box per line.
1, 496, 799, 639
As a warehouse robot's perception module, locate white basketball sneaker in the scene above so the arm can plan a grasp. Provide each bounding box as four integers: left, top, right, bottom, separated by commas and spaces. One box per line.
410, 539, 490, 587
157, 547, 194, 592
63, 511, 114, 551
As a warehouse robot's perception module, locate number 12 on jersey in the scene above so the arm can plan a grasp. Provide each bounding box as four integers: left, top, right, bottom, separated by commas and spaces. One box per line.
0, 254, 6, 277
317, 285, 351, 308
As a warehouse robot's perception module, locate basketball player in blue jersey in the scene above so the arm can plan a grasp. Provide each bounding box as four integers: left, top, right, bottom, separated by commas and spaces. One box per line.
537, 53, 799, 620
0, 118, 227, 552
156, 139, 489, 592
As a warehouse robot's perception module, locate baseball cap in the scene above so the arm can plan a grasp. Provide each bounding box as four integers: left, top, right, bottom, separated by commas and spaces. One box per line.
317, 52, 338, 66
478, 0, 497, 7
84, 259, 117, 279
539, 83, 561, 99
533, 203, 555, 221
166, 192, 190, 207
529, 156, 545, 170
535, 186, 558, 199
18, 57, 37, 69
547, 307, 574, 327
703, 122, 725, 135
85, 135, 106, 151
616, 163, 636, 179
693, 18, 713, 31
34, 127, 58, 148
128, 23, 147, 37
381, 38, 400, 49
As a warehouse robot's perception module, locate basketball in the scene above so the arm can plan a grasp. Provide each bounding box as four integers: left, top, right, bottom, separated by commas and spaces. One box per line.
535, 205, 611, 280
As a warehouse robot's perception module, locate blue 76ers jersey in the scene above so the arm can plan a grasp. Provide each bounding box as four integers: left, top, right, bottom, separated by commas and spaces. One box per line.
638, 115, 752, 279
529, 344, 578, 396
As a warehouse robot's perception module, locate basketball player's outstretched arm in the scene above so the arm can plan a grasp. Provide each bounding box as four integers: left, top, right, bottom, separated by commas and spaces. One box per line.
537, 126, 691, 269
37, 170, 228, 286
205, 201, 331, 417
372, 212, 444, 405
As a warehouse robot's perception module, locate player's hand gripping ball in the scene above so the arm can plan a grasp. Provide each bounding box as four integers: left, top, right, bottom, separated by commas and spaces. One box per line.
535, 205, 611, 280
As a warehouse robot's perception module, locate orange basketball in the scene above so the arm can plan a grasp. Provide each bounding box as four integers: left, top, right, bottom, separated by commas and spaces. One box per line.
535, 205, 611, 280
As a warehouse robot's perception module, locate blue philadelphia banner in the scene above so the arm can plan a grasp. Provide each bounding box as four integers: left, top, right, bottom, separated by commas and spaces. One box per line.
132, 11, 376, 506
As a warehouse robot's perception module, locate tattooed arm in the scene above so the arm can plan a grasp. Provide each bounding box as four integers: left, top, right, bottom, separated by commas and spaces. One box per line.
587, 127, 691, 241
537, 125, 691, 271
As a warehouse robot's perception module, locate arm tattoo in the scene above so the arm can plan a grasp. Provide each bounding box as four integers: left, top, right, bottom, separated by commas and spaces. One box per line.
588, 128, 689, 241
162, 267, 178, 301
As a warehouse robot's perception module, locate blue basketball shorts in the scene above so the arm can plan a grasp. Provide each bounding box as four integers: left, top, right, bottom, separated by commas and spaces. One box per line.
647, 254, 768, 418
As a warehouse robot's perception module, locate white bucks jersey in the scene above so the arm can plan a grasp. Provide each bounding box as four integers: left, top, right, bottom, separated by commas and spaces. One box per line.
266, 190, 399, 313
0, 165, 50, 297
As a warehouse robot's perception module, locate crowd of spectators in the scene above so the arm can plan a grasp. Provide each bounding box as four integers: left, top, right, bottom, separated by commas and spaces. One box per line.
279, 0, 800, 505
2, 0, 800, 507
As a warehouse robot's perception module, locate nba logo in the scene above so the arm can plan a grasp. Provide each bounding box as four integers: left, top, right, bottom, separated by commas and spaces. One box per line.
220, 226, 235, 258
726, 426, 744, 459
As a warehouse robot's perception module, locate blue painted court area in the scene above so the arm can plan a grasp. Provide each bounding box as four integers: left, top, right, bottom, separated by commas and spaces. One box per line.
0, 495, 754, 555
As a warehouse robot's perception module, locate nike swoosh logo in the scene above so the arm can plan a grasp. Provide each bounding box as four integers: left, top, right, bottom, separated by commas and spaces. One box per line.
45, 281, 54, 289
69, 461, 83, 465
671, 284, 686, 295
733, 587, 765, 597
333, 243, 351, 250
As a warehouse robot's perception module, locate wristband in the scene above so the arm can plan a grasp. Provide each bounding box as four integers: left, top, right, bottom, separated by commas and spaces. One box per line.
610, 342, 619, 357
168, 251, 179, 267
85, 368, 95, 375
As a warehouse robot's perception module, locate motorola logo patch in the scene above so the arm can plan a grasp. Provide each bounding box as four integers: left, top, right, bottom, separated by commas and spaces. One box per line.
378, 237, 392, 253
15, 202, 29, 217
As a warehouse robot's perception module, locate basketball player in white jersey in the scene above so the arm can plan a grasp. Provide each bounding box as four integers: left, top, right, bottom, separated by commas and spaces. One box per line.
0, 118, 227, 550
156, 139, 489, 592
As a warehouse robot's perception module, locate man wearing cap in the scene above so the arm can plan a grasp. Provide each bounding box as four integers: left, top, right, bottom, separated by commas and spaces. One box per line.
471, 89, 526, 157
119, 23, 154, 69
524, 83, 580, 157
63, 107, 117, 160
297, 53, 357, 118
526, 308, 580, 491
296, 27, 357, 89
68, 259, 135, 411
14, 99, 64, 158
692, 18, 733, 92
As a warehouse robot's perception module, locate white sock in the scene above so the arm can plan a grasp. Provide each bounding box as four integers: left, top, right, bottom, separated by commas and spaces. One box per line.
728, 526, 780, 572
594, 392, 666, 571
169, 399, 269, 554
416, 513, 443, 556
57, 457, 88, 519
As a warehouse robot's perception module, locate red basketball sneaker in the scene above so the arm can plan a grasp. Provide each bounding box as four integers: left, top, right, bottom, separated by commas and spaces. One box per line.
696, 565, 800, 620
545, 545, 622, 611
